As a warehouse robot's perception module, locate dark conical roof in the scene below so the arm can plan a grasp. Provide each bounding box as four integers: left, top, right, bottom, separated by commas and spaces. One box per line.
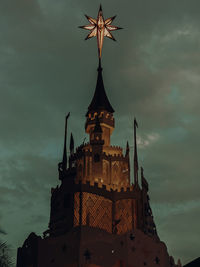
86, 59, 114, 116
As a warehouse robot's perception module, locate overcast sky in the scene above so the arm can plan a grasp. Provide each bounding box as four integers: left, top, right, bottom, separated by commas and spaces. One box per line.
0, 0, 200, 265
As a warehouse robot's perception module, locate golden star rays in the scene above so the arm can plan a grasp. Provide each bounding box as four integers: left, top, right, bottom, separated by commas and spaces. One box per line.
79, 5, 122, 58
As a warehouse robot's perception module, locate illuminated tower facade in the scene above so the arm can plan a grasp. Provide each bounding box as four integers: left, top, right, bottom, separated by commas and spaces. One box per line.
17, 61, 181, 267
16, 5, 182, 267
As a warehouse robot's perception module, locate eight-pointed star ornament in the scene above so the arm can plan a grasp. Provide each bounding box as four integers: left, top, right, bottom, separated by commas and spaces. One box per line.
79, 5, 122, 58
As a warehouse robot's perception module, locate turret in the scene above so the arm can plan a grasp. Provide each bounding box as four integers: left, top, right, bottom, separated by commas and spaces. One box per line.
85, 59, 114, 146
90, 117, 104, 180
58, 113, 70, 180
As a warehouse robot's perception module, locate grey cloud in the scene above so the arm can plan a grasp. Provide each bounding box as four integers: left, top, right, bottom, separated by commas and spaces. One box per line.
153, 202, 200, 264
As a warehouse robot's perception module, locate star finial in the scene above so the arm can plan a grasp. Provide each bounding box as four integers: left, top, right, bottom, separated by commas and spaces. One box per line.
79, 5, 122, 59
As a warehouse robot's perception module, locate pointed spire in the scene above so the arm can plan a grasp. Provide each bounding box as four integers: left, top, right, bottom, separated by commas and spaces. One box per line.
70, 133, 74, 155
141, 166, 144, 178
98, 58, 102, 71
126, 141, 130, 156
99, 4, 102, 12
177, 259, 182, 267
141, 167, 149, 191
86, 59, 114, 116
62, 112, 70, 171
134, 118, 139, 185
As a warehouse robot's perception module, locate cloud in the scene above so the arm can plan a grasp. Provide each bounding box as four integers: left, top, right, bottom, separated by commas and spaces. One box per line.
137, 133, 160, 148
153, 201, 200, 264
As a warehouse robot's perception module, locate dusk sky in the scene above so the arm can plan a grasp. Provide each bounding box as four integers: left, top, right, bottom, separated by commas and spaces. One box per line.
0, 0, 199, 265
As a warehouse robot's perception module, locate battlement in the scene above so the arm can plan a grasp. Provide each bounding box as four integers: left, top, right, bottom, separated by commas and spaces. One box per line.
102, 151, 125, 159
110, 145, 122, 151
88, 110, 114, 120
76, 144, 85, 152
103, 145, 124, 157
74, 178, 135, 193
71, 142, 127, 161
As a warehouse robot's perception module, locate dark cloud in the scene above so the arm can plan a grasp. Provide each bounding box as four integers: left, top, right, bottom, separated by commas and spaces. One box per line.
153, 202, 200, 264
0, 0, 199, 264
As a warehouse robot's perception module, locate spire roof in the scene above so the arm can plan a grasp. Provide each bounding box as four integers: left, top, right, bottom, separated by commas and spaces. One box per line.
70, 133, 74, 155
62, 113, 70, 170
86, 59, 114, 116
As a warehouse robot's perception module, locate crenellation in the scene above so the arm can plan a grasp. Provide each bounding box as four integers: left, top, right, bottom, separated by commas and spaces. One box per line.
97, 181, 103, 188
106, 184, 111, 191
124, 186, 129, 192
130, 185, 134, 191
89, 180, 95, 186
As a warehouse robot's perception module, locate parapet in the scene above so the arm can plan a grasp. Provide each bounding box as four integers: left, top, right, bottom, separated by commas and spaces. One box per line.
74, 178, 136, 194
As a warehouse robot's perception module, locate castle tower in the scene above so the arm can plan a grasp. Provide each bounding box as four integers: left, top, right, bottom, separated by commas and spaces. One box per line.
16, 6, 181, 267
85, 59, 114, 146
16, 59, 181, 267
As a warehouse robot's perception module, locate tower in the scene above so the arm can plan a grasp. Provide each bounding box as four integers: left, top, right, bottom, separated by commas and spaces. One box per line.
16, 60, 181, 267
16, 6, 182, 267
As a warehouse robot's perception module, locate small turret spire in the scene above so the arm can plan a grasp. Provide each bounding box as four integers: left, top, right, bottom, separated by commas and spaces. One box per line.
126, 141, 130, 156
141, 166, 149, 191
99, 4, 102, 11
177, 259, 182, 267
141, 166, 144, 178
134, 118, 139, 184
62, 112, 70, 170
70, 133, 74, 155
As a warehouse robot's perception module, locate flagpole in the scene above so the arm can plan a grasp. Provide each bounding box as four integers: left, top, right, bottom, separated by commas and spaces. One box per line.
134, 118, 138, 185
62, 112, 70, 171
